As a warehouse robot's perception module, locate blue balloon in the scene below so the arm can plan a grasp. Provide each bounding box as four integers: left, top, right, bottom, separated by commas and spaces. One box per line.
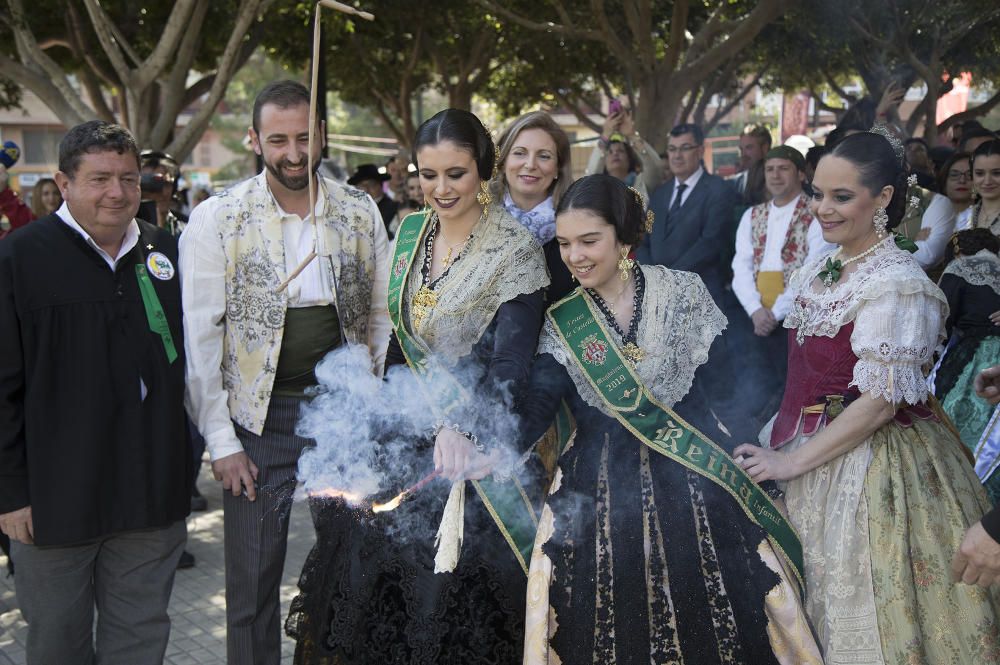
1, 140, 21, 168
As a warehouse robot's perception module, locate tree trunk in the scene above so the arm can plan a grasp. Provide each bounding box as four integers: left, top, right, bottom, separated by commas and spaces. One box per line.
636, 73, 686, 153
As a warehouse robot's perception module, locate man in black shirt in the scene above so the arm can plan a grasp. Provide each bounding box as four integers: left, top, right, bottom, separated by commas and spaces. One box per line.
0, 121, 190, 664
348, 162, 398, 236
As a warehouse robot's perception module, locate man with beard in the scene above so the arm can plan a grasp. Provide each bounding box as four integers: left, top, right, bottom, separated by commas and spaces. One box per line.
179, 80, 391, 664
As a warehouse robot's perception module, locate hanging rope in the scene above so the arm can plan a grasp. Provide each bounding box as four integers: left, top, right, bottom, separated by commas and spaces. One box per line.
276, 0, 374, 293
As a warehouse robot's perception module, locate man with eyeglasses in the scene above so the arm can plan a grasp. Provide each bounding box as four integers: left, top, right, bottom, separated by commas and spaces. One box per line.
637, 123, 740, 310
637, 123, 748, 438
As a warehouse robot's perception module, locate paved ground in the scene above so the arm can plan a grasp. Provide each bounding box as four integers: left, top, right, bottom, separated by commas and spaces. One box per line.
0, 463, 316, 665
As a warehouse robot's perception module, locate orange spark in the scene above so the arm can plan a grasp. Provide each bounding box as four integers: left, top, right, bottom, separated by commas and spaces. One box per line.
371, 493, 405, 513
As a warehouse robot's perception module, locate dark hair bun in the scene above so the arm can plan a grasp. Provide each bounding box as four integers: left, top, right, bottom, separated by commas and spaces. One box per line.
953, 228, 1000, 257
555, 174, 645, 247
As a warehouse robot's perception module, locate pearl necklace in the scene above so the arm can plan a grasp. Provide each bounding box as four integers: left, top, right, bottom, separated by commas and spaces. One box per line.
818, 237, 888, 287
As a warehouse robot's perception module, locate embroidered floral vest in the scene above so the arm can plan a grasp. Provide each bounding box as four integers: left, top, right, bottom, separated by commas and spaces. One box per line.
213, 174, 380, 434
750, 194, 814, 284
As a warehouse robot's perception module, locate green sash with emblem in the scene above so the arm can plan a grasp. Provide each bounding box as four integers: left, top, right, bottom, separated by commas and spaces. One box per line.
386, 211, 538, 573
547, 290, 805, 585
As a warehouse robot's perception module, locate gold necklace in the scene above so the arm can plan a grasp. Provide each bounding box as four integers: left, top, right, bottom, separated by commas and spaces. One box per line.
411, 211, 483, 328
439, 234, 472, 268
598, 281, 630, 316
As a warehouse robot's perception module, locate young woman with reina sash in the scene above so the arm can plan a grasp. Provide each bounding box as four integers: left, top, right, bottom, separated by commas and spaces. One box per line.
498, 174, 822, 663
734, 130, 1000, 664
285, 109, 550, 663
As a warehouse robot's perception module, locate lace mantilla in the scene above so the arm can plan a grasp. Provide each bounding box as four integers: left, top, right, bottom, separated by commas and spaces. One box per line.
404, 204, 550, 362
941, 250, 1000, 296
539, 266, 726, 417
786, 241, 948, 405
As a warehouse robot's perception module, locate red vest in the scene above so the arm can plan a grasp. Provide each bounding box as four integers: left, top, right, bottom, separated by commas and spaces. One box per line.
750, 195, 814, 284
770, 323, 936, 448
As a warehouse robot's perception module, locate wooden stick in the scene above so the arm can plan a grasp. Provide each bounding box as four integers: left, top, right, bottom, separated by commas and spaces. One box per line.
402, 469, 442, 496
318, 0, 374, 21
275, 250, 317, 293
276, 0, 374, 294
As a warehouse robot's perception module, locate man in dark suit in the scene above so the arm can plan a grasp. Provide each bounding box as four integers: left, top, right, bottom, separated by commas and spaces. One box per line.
637, 123, 749, 439
637, 123, 741, 308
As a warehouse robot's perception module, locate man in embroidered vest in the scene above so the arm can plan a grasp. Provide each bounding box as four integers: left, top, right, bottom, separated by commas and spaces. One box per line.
179, 80, 391, 664
731, 146, 834, 427
0, 121, 190, 664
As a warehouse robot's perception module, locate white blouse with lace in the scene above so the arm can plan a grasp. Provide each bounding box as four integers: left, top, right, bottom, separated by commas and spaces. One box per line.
784, 238, 949, 406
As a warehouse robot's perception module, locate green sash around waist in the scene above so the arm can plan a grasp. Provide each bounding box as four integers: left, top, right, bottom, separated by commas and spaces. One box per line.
547, 290, 805, 585
386, 211, 538, 574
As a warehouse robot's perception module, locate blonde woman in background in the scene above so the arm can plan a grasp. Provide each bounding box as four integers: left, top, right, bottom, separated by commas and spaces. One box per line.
29, 177, 61, 218
493, 111, 574, 304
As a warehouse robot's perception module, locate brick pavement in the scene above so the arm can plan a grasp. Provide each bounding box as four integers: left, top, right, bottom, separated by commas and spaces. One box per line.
0, 465, 316, 665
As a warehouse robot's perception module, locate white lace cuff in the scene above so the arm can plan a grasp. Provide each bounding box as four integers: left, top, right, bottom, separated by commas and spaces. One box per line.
850, 358, 927, 405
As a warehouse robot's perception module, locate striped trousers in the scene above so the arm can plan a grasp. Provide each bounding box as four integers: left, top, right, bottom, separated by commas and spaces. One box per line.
226, 396, 312, 665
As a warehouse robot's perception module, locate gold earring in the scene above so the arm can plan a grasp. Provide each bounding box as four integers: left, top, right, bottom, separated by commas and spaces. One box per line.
618, 247, 635, 281
476, 181, 491, 206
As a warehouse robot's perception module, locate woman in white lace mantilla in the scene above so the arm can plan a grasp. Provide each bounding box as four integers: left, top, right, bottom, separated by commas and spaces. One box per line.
934, 228, 1000, 504
735, 131, 1000, 664
516, 175, 821, 665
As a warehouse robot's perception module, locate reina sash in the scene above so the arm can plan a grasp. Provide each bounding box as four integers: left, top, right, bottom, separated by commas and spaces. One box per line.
386, 211, 538, 573
547, 290, 805, 585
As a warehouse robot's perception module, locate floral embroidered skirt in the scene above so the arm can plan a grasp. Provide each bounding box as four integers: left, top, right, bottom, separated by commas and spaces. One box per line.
774, 417, 1000, 664
524, 431, 822, 665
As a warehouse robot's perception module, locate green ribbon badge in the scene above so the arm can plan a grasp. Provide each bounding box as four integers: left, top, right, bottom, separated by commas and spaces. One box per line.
135, 264, 178, 364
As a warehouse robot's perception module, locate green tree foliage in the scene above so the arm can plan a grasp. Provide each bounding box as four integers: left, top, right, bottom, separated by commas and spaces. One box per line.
477, 0, 789, 150
757, 0, 1000, 141
0, 0, 274, 160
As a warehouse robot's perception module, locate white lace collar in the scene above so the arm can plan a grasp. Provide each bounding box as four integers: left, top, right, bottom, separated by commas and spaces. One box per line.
785, 239, 946, 345
941, 250, 1000, 296
539, 265, 726, 416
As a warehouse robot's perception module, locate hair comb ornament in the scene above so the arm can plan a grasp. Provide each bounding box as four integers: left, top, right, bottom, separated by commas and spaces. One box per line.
627, 186, 643, 206
870, 122, 906, 166
626, 186, 653, 232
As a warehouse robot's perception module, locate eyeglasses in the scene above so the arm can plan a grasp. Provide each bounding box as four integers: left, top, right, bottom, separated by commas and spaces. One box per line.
666, 144, 701, 154
948, 170, 972, 181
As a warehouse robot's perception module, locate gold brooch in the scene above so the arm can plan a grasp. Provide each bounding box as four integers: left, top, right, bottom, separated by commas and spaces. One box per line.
411, 286, 437, 328
622, 342, 644, 365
